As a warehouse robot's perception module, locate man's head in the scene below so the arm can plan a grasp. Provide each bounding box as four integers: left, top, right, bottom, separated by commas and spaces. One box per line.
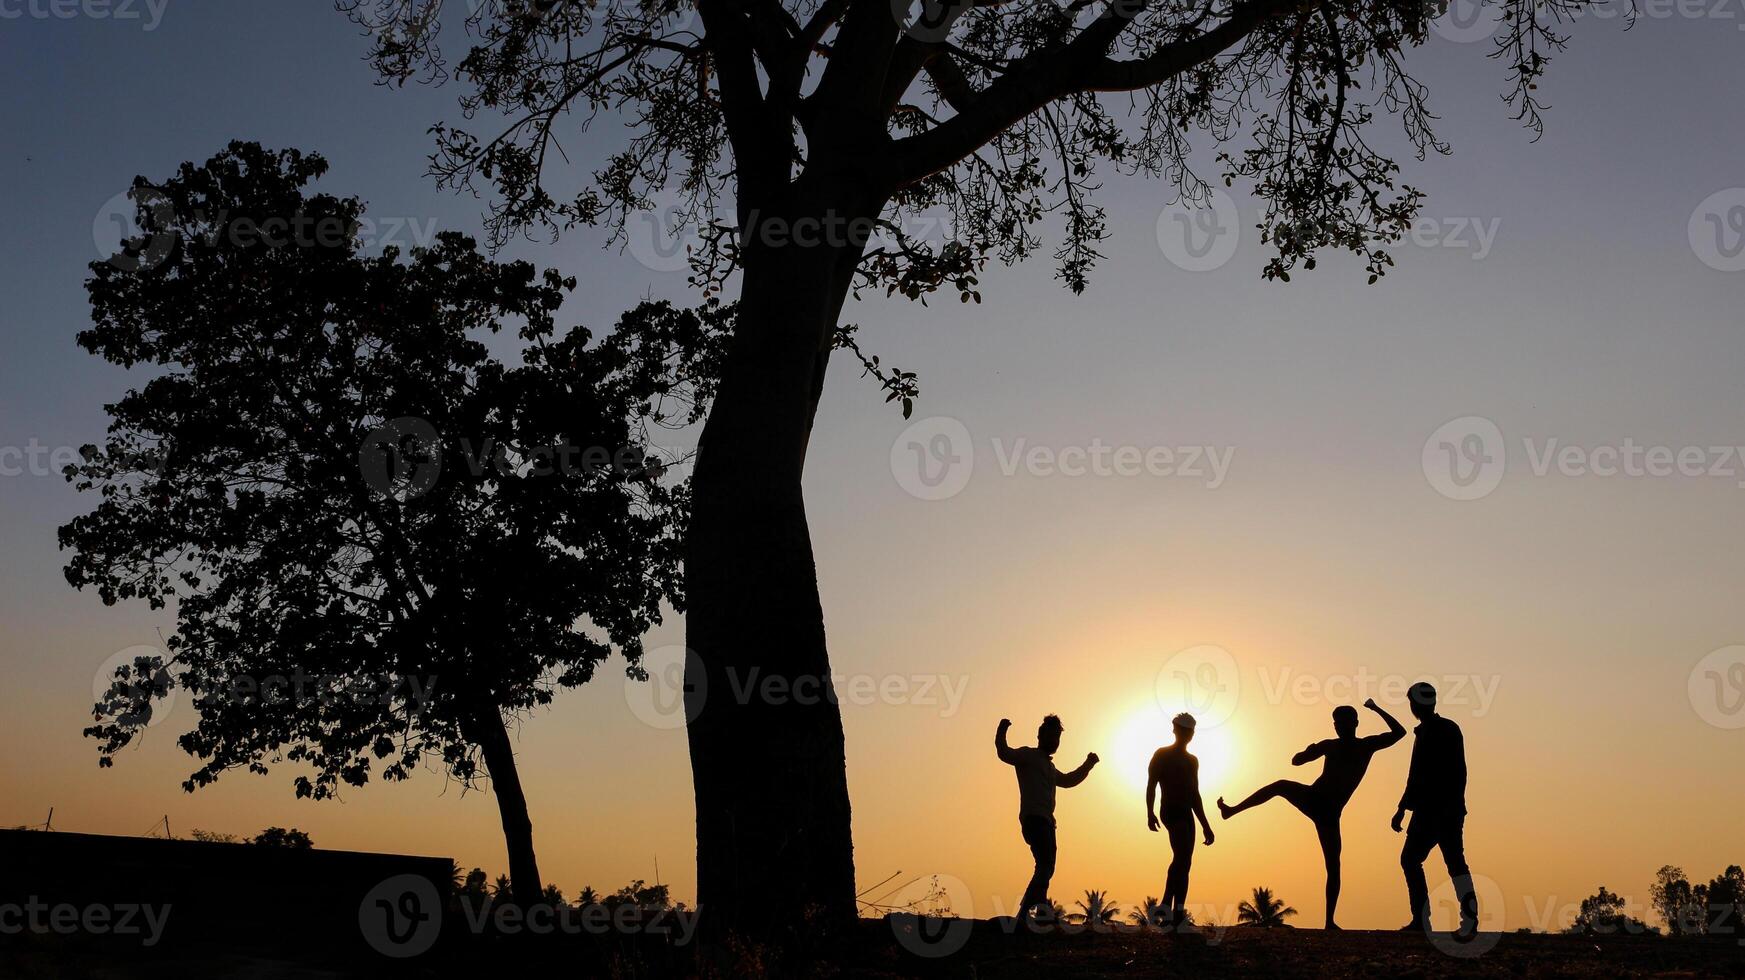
1332, 705, 1359, 737
1407, 682, 1438, 721
1172, 712, 1197, 746
1038, 714, 1063, 754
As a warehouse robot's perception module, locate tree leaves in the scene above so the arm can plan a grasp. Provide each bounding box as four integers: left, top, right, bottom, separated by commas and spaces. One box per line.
67, 142, 697, 802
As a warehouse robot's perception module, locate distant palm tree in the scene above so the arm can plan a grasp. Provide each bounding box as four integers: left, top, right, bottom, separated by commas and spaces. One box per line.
575, 886, 601, 908
1237, 887, 1297, 928
1130, 896, 1167, 928
1072, 889, 1122, 929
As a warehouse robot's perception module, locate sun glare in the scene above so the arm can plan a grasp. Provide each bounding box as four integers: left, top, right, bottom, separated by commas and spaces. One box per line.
1108, 703, 1238, 795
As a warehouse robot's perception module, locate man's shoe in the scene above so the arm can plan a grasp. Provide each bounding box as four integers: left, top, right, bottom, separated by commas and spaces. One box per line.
1397, 920, 1426, 932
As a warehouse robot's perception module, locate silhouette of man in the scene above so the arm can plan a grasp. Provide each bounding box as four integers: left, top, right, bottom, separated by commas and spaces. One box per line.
1393, 682, 1478, 937
996, 715, 1098, 925
1145, 712, 1215, 929
1216, 698, 1406, 929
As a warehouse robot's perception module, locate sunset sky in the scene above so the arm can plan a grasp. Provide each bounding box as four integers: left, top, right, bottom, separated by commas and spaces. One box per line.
3, 4, 1744, 934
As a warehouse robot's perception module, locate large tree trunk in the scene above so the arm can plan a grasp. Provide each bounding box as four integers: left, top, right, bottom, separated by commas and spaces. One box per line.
685, 182, 882, 938
466, 708, 544, 907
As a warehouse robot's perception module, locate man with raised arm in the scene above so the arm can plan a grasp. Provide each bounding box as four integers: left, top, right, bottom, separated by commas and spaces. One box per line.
1393, 682, 1478, 938
1146, 712, 1215, 930
997, 714, 1098, 926
1217, 698, 1407, 929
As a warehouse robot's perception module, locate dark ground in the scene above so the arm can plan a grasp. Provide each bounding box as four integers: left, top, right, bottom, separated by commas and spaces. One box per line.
5, 918, 1745, 978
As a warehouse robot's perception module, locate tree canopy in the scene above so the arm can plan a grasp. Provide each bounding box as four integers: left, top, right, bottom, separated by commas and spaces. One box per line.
345, 0, 1593, 293
64, 141, 725, 897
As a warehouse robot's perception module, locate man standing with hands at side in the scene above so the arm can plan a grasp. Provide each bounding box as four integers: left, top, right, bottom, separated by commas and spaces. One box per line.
1393, 682, 1478, 938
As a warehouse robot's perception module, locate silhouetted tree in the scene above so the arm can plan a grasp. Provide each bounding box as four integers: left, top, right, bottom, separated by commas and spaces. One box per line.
1129, 896, 1166, 928
1071, 889, 1121, 930
459, 867, 492, 904
249, 826, 315, 849
1236, 887, 1296, 928
342, 0, 1613, 931
66, 142, 710, 906
189, 829, 238, 844
1566, 886, 1656, 937
604, 879, 676, 913
1703, 866, 1745, 938
1653, 866, 1705, 937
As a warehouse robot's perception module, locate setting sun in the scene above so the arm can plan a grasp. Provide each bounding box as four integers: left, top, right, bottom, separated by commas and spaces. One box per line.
1108, 703, 1239, 794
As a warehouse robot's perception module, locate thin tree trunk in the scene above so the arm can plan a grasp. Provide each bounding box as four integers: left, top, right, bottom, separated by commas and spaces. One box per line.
466, 707, 544, 907
685, 185, 880, 938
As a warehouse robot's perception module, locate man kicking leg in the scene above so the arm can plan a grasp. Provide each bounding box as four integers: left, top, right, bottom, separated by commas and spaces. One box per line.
1218, 698, 1406, 929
